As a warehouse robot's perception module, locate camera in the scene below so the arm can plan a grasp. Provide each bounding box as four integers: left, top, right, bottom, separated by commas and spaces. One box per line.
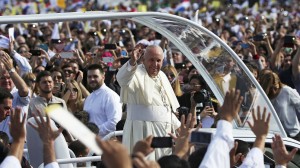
283, 36, 295, 48
174, 63, 186, 69
177, 106, 190, 118
193, 89, 210, 104
119, 29, 126, 35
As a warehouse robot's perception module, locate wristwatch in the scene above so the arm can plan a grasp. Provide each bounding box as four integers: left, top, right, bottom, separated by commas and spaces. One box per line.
10, 50, 16, 56
8, 68, 16, 74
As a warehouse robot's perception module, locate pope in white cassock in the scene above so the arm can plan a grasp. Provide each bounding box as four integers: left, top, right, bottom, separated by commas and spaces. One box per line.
116, 45, 181, 160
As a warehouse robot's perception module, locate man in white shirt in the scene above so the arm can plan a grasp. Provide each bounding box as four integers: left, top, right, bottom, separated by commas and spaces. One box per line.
116, 45, 181, 160
84, 64, 122, 137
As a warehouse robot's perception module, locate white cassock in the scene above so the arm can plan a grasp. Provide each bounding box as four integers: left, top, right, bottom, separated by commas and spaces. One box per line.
116, 61, 181, 160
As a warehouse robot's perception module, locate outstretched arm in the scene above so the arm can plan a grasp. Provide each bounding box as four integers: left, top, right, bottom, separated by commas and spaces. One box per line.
240, 106, 271, 167
116, 48, 142, 86
292, 38, 300, 80
272, 134, 298, 167
199, 89, 243, 168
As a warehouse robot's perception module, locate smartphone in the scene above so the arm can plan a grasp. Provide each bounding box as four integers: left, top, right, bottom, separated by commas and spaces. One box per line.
174, 63, 186, 69
151, 137, 173, 148
102, 57, 114, 64
38, 44, 48, 52
104, 44, 117, 50
232, 40, 242, 46
8, 27, 14, 41
121, 50, 127, 57
30, 50, 41, 56
190, 131, 212, 145
120, 57, 130, 65
89, 32, 98, 36
51, 39, 62, 44
252, 34, 266, 41
241, 43, 249, 49
60, 52, 74, 59
204, 102, 213, 108
101, 28, 107, 35
283, 36, 296, 48
119, 29, 126, 35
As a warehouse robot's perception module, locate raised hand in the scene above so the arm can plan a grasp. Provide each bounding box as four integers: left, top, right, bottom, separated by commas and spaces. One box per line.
133, 135, 154, 156
129, 47, 144, 66
9, 107, 27, 162
29, 110, 63, 144
96, 137, 131, 168
247, 106, 270, 138
0, 51, 14, 71
132, 152, 160, 168
10, 107, 27, 142
247, 106, 271, 151
170, 113, 195, 158
219, 89, 243, 122
271, 134, 298, 166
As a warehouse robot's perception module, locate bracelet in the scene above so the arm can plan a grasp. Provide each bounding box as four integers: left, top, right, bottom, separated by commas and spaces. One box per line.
8, 68, 16, 74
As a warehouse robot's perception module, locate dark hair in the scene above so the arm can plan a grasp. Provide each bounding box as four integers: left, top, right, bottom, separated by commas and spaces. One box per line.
61, 64, 73, 71
69, 140, 88, 157
188, 146, 208, 168
17, 46, 28, 53
0, 142, 9, 163
87, 64, 104, 74
50, 67, 65, 81
158, 155, 190, 168
0, 88, 13, 104
36, 71, 52, 83
235, 139, 250, 156
189, 75, 207, 89
116, 119, 126, 131
0, 131, 9, 146
74, 111, 89, 125
86, 122, 99, 134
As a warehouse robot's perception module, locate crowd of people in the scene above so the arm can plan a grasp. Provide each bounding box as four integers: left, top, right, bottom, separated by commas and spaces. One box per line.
0, 0, 300, 167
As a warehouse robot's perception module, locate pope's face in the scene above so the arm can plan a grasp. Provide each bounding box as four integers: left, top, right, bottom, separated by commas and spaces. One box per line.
143, 47, 164, 78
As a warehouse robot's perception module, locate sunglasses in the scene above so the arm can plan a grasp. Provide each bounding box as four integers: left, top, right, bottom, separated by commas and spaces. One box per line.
64, 70, 74, 74
53, 75, 62, 80
71, 88, 78, 92
34, 70, 44, 73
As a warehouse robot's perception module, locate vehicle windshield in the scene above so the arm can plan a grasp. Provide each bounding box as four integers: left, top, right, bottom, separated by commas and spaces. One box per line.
132, 14, 285, 136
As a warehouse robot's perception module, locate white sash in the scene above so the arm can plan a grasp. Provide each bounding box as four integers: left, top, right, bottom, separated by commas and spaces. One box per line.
127, 104, 171, 123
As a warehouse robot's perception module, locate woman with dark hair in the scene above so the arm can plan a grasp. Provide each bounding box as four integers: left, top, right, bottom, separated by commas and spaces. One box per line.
178, 75, 217, 127
50, 67, 66, 98
259, 70, 300, 141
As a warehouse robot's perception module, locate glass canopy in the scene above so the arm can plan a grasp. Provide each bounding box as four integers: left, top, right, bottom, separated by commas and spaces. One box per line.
0, 11, 286, 137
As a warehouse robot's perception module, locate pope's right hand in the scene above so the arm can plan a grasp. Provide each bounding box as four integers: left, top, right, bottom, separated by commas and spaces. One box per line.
129, 48, 144, 66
